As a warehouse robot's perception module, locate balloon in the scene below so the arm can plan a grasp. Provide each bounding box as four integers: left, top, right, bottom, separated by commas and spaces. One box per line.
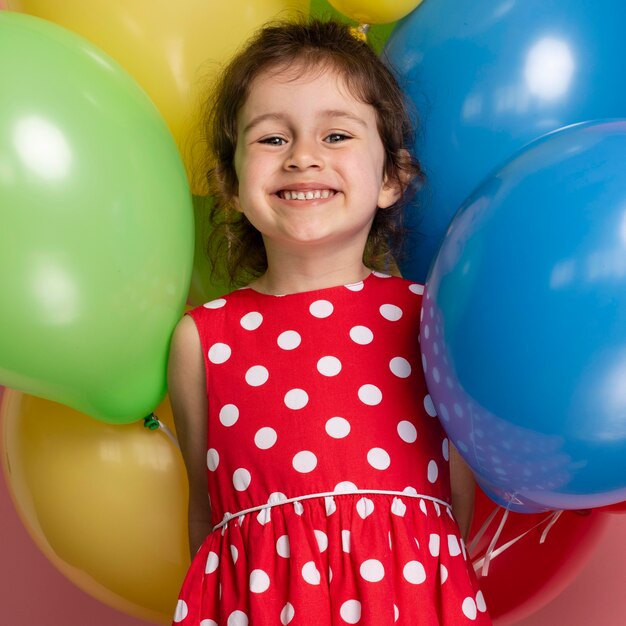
0, 458, 158, 626
1, 388, 189, 624
310, 0, 398, 52
385, 0, 626, 282
469, 488, 608, 625
511, 513, 626, 626
328, 0, 421, 24
6, 0, 309, 194
421, 120, 626, 512
0, 12, 193, 423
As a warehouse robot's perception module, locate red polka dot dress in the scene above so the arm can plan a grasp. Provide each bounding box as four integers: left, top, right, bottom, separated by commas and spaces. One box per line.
172, 273, 491, 626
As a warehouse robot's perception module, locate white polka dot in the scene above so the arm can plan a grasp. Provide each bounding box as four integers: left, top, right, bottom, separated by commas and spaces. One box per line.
448, 534, 462, 556
277, 330, 301, 350
276, 535, 290, 558
391, 497, 406, 516
233, 468, 251, 491
205, 551, 219, 574
397, 421, 417, 443
268, 492, 287, 505
428, 460, 439, 483
358, 384, 382, 406
372, 271, 390, 278
440, 564, 448, 584
284, 388, 309, 410
424, 395, 437, 417
254, 427, 277, 449
367, 447, 391, 470
208, 342, 231, 364
230, 545, 238, 564
309, 300, 334, 318
476, 591, 487, 613
356, 497, 375, 519
302, 561, 321, 585
329, 566, 333, 582
462, 597, 477, 620
342, 529, 351, 552
433, 367, 441, 383
281, 603, 295, 625
207, 448, 219, 471
245, 365, 269, 386
429, 534, 440, 557
314, 529, 328, 552
219, 404, 239, 426
334, 480, 358, 493
360, 559, 384, 582
394, 604, 400, 622
257, 509, 271, 526
422, 353, 428, 372
345, 280, 364, 291
340, 599, 362, 624
249, 569, 270, 593
293, 451, 317, 473
326, 417, 351, 438
293, 501, 304, 515
403, 560, 426, 584
204, 298, 226, 309
227, 610, 248, 626
409, 283, 424, 294
419, 499, 428, 515
442, 438, 450, 461
380, 304, 403, 321
201, 620, 218, 626
240, 311, 263, 330
424, 324, 430, 339
389, 357, 412, 378
173, 599, 188, 622
403, 486, 418, 496
317, 355, 342, 376
349, 325, 373, 344
325, 495, 337, 515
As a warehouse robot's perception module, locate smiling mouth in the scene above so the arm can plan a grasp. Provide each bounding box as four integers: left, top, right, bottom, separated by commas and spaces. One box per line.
277, 189, 337, 201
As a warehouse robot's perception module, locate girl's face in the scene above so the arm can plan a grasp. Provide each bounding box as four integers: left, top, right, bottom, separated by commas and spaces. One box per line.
233, 64, 400, 256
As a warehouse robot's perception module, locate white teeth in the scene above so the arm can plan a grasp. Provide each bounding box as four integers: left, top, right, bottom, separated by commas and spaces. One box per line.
280, 189, 334, 201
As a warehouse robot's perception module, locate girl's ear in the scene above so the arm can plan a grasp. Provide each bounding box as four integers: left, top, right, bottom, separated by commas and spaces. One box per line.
378, 148, 413, 209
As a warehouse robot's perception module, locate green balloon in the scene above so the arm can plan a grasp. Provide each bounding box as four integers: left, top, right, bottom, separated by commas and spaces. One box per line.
0, 12, 193, 423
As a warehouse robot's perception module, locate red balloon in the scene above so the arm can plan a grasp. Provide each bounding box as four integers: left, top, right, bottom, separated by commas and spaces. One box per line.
469, 487, 608, 625
595, 500, 626, 514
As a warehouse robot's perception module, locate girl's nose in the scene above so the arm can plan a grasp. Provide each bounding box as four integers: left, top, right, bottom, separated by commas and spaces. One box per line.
284, 138, 323, 170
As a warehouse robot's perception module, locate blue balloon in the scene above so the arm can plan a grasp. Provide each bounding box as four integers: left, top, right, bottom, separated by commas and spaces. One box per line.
422, 120, 626, 512
385, 0, 626, 282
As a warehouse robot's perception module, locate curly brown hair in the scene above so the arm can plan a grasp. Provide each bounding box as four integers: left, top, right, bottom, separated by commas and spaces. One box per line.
201, 18, 423, 287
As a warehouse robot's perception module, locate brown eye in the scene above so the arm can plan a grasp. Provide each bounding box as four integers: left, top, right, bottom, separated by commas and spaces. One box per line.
324, 133, 350, 144
259, 136, 286, 146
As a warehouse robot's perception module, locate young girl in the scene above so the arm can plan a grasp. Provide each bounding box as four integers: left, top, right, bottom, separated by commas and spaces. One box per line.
168, 19, 490, 626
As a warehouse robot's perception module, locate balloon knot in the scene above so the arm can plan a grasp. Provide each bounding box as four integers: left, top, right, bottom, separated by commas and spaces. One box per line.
143, 414, 160, 430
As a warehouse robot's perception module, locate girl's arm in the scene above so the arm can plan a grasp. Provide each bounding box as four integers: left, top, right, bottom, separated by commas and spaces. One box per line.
167, 315, 212, 559
449, 443, 475, 542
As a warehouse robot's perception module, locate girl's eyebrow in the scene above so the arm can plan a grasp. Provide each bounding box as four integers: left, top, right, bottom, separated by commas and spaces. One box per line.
243, 109, 367, 134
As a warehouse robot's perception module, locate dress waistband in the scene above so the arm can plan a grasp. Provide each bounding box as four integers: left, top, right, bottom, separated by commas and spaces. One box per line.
213, 489, 452, 531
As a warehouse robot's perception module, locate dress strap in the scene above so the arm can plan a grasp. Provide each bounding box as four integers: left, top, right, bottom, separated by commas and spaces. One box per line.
212, 489, 452, 531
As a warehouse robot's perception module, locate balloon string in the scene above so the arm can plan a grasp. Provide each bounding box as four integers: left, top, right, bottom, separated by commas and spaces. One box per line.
472, 509, 564, 575
143, 413, 180, 450
480, 508, 509, 576
467, 506, 500, 554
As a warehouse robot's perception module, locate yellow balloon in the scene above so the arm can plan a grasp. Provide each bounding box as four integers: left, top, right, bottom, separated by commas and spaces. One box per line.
328, 0, 422, 24
6, 0, 309, 193
1, 390, 190, 624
